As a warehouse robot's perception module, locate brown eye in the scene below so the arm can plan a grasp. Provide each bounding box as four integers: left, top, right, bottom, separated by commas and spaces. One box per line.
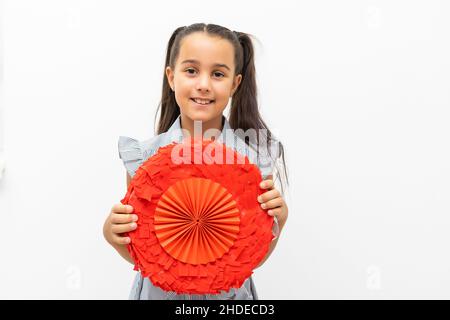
185, 68, 196, 75
213, 72, 224, 78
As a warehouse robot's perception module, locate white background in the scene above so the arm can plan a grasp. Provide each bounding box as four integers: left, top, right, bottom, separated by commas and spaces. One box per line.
0, 0, 449, 299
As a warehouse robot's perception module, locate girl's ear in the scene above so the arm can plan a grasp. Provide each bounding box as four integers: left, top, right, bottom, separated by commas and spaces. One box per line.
165, 66, 175, 91
231, 74, 242, 96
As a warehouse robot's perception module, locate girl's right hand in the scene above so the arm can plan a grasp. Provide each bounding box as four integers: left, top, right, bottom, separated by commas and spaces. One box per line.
103, 203, 138, 246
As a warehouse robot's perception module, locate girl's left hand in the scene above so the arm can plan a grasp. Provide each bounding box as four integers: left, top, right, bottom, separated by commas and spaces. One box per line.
257, 179, 288, 228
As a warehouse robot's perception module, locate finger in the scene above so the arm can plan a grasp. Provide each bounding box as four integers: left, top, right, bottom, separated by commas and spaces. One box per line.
259, 180, 274, 190
261, 197, 283, 210
111, 213, 138, 224
111, 233, 131, 245
267, 208, 282, 217
111, 203, 134, 214
257, 189, 280, 204
111, 222, 137, 234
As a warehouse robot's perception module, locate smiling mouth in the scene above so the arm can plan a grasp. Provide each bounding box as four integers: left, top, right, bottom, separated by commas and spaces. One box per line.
190, 98, 215, 106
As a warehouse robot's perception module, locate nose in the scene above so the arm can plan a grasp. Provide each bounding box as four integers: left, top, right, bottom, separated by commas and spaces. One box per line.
195, 73, 211, 92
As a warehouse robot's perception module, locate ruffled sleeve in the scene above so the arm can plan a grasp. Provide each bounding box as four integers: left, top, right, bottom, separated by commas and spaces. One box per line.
258, 138, 282, 179
118, 136, 144, 178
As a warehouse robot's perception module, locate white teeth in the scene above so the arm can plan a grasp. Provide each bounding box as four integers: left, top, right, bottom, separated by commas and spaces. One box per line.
193, 98, 213, 105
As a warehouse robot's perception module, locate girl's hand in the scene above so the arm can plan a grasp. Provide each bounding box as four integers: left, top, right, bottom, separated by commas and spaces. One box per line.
103, 203, 138, 246
257, 179, 288, 228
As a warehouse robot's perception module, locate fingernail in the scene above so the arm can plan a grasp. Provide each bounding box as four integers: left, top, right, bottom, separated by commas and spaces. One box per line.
257, 196, 262, 203
259, 182, 265, 188
261, 203, 266, 209
268, 210, 273, 216
125, 238, 131, 243
130, 223, 137, 229
132, 215, 138, 221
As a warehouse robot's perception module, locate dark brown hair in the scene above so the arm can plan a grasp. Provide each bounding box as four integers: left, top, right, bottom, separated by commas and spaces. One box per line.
154, 23, 288, 192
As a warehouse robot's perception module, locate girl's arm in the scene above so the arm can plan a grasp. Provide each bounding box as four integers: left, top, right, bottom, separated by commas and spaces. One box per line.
254, 175, 289, 269
102, 172, 137, 265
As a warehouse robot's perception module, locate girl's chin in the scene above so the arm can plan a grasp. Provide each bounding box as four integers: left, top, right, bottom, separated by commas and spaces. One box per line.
186, 113, 212, 122
182, 110, 221, 123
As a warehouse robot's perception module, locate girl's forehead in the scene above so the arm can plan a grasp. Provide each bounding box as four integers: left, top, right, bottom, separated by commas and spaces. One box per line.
178, 32, 235, 67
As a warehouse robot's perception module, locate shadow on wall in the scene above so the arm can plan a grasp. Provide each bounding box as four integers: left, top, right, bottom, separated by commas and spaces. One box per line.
0, 153, 4, 180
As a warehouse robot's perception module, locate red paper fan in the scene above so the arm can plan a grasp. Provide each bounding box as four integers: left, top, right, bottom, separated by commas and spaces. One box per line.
155, 177, 240, 265
120, 138, 274, 294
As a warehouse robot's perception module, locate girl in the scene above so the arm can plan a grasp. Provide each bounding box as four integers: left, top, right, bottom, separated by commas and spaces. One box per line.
103, 23, 289, 300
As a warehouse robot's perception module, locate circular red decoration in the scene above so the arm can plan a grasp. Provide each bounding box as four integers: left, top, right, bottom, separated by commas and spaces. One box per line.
120, 138, 274, 294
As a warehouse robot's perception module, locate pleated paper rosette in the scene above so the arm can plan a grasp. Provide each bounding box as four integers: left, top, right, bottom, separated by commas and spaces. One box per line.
120, 138, 274, 294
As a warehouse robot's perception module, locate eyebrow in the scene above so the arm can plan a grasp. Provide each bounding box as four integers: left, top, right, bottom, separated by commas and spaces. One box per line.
180, 59, 231, 71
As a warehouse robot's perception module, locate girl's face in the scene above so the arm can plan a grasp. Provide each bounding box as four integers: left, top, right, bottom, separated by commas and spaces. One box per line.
166, 32, 242, 125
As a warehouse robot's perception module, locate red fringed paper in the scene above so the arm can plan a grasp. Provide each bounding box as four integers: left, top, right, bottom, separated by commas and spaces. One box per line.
120, 138, 274, 294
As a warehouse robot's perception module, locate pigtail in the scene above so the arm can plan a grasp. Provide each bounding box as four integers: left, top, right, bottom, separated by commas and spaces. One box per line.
230, 31, 289, 194
229, 33, 262, 136
155, 26, 185, 134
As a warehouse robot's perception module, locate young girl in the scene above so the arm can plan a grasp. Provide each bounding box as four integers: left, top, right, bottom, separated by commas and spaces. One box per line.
103, 23, 289, 300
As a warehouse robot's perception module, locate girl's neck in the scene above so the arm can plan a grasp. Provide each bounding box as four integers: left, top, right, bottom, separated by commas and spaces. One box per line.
180, 114, 224, 139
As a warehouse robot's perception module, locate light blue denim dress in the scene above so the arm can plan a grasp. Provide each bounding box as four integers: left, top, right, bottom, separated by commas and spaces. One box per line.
118, 115, 280, 300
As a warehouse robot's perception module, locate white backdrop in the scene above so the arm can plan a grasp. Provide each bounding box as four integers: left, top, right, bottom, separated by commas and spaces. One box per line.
1, 0, 450, 299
